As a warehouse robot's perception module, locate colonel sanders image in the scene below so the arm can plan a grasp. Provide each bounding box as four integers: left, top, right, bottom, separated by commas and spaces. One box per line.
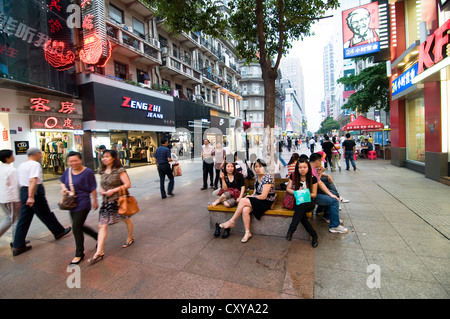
344, 7, 379, 48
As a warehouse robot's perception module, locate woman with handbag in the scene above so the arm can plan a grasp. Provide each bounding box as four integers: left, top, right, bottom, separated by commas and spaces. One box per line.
89, 150, 134, 264
60, 151, 98, 265
285, 159, 319, 247
211, 162, 246, 239
218, 159, 275, 243
331, 136, 341, 171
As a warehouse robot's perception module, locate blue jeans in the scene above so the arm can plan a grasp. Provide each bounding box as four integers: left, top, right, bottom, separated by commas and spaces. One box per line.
278, 152, 287, 166
315, 194, 340, 228
344, 151, 356, 170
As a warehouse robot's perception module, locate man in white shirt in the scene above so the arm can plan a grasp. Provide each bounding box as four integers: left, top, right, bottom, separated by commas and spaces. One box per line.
12, 147, 71, 256
201, 139, 215, 190
0, 150, 21, 244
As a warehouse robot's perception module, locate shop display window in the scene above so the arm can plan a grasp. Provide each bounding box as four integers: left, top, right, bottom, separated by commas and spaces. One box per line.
406, 97, 425, 163
36, 131, 79, 179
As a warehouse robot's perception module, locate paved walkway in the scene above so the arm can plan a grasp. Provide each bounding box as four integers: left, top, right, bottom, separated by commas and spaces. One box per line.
0, 146, 449, 299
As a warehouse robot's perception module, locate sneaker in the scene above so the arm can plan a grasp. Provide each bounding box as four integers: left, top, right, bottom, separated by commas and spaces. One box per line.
340, 197, 349, 203
322, 217, 343, 225
329, 225, 348, 234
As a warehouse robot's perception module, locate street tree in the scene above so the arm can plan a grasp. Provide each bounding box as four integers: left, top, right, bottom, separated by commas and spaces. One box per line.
337, 59, 390, 113
145, 0, 339, 167
317, 116, 340, 135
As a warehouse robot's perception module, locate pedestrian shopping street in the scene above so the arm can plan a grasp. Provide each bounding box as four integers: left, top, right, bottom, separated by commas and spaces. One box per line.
0, 145, 449, 299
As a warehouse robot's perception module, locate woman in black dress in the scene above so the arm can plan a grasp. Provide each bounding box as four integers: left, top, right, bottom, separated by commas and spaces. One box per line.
219, 159, 275, 243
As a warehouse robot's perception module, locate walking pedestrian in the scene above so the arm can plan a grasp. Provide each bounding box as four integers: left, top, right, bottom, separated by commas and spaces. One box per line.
285, 159, 318, 247
331, 136, 341, 171
60, 151, 98, 265
321, 135, 334, 171
89, 150, 134, 264
201, 139, 214, 190
213, 142, 226, 190
12, 148, 71, 256
0, 150, 21, 245
309, 138, 316, 153
342, 133, 357, 171
154, 138, 174, 199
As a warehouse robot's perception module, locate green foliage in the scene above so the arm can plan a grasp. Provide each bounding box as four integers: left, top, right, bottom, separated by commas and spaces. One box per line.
337, 61, 390, 113
317, 116, 340, 134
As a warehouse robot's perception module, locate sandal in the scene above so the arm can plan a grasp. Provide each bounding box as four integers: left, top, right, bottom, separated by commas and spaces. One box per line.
219, 220, 235, 229
241, 231, 252, 243
122, 236, 135, 248
88, 252, 104, 264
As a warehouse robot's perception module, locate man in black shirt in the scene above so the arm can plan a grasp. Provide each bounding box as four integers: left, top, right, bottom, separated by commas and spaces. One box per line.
342, 133, 357, 171
321, 135, 334, 171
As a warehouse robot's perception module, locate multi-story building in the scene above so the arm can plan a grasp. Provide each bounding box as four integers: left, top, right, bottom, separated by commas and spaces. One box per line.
281, 79, 304, 136
74, 0, 242, 169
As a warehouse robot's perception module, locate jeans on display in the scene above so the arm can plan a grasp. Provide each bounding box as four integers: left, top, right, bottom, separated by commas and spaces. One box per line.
314, 194, 340, 228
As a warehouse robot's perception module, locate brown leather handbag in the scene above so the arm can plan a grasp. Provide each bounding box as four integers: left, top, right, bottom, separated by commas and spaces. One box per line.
58, 168, 78, 210
117, 186, 139, 216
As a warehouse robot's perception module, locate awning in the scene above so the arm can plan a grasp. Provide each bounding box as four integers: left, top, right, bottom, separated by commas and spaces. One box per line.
341, 115, 384, 131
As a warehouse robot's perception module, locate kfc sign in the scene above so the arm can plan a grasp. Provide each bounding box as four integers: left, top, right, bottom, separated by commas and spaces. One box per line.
418, 19, 450, 74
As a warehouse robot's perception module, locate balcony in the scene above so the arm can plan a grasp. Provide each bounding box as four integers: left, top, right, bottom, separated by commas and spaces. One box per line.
160, 50, 202, 85
199, 37, 220, 60
106, 20, 161, 67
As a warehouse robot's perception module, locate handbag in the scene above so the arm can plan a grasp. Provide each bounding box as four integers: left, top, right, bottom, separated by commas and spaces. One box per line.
58, 168, 78, 210
173, 162, 182, 176
117, 186, 139, 216
294, 189, 311, 205
281, 192, 295, 209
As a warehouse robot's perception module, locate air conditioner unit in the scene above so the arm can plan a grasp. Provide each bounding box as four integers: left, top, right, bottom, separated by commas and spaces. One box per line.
161, 47, 168, 54
152, 38, 160, 49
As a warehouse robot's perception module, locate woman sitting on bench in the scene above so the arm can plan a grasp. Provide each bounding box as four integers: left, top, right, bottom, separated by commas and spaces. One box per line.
217, 159, 275, 243
285, 158, 318, 247
210, 162, 245, 208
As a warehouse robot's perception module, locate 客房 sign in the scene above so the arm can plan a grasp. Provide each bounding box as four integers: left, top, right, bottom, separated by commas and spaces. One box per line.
418, 19, 450, 74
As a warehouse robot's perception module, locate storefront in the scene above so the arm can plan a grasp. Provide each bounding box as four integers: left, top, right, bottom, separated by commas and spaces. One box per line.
0, 88, 83, 180
208, 112, 230, 147
390, 1, 449, 182
173, 98, 210, 158
78, 77, 176, 170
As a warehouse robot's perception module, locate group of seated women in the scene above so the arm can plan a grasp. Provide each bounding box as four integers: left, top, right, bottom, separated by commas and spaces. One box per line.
210, 153, 348, 248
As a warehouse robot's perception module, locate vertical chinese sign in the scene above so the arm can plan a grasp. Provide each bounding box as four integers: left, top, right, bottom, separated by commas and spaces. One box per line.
0, 0, 77, 95
79, 0, 111, 67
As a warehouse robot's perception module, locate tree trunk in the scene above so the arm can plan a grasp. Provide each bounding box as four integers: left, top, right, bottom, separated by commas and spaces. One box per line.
260, 61, 278, 174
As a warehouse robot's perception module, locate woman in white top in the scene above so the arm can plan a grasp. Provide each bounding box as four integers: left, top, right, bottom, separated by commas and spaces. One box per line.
0, 150, 20, 242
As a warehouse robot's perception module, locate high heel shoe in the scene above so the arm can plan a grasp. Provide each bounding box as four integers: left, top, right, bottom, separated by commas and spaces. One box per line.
214, 223, 221, 237
222, 228, 231, 239
241, 231, 252, 243
122, 236, 135, 248
69, 254, 85, 265
88, 252, 104, 264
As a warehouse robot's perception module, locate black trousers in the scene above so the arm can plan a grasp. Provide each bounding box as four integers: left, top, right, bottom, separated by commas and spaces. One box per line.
13, 184, 66, 248
158, 163, 174, 197
214, 168, 222, 188
288, 201, 317, 237
202, 160, 214, 188
70, 209, 98, 257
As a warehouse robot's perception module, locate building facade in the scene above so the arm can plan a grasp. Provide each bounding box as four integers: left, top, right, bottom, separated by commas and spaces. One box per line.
389, 0, 449, 183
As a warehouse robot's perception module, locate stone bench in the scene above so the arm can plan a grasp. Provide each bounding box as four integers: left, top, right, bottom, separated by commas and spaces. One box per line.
208, 190, 312, 240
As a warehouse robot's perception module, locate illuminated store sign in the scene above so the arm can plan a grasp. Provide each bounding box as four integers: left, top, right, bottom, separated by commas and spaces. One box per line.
392, 63, 418, 96
417, 19, 450, 74
80, 0, 111, 67
121, 96, 163, 119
